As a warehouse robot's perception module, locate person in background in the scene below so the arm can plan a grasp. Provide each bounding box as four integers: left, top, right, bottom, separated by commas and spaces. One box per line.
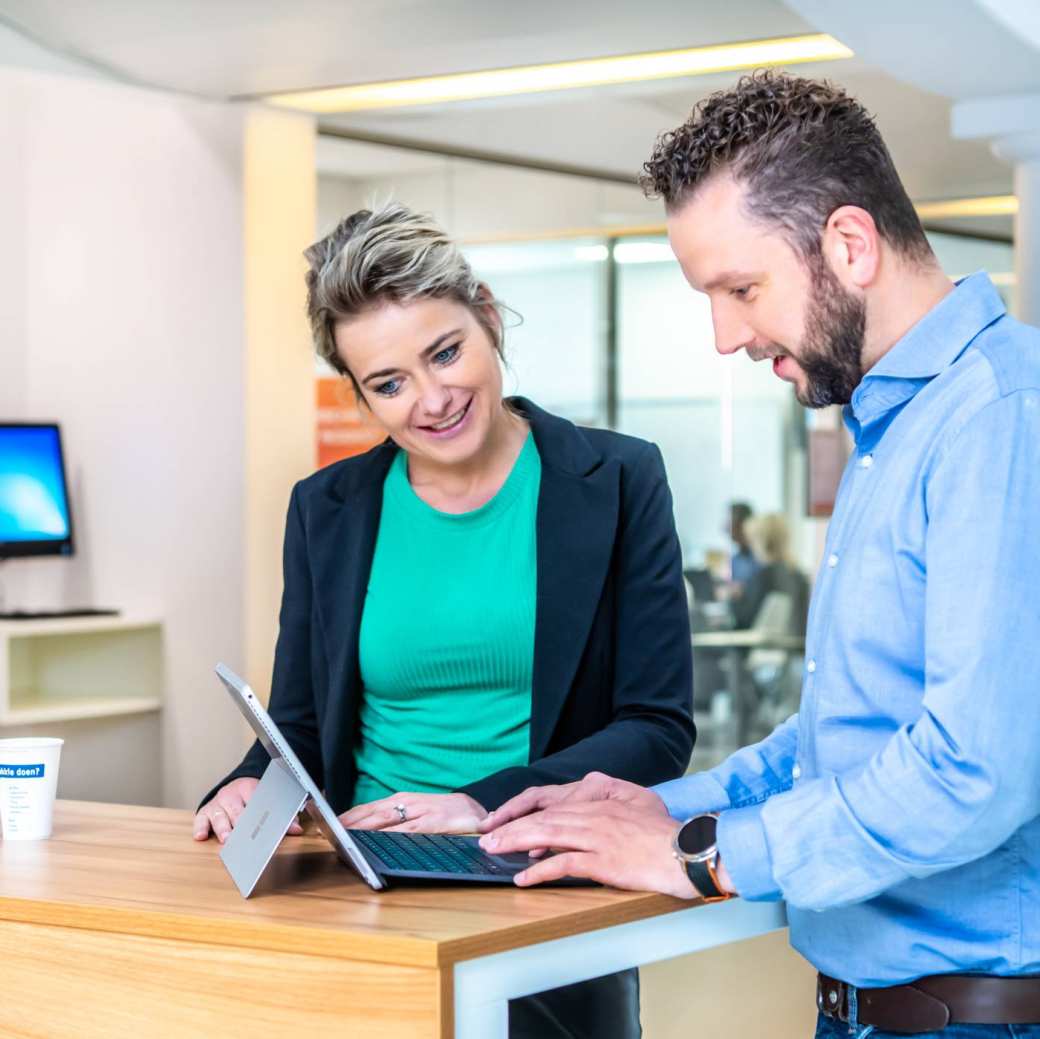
193, 202, 695, 1039
727, 501, 760, 587
731, 512, 810, 635
480, 70, 1040, 1038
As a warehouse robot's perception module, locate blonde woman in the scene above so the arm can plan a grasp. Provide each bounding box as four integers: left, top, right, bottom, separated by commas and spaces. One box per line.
194, 203, 694, 1039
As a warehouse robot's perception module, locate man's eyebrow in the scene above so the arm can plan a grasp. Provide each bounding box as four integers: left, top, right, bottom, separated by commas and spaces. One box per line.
702, 271, 763, 292
360, 329, 464, 385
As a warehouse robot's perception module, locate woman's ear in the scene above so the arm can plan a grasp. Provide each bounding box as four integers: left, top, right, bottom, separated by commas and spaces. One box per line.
473, 283, 504, 354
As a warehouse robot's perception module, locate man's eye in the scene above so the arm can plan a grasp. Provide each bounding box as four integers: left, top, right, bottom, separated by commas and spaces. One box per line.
731, 286, 752, 299
375, 378, 401, 397
433, 344, 460, 365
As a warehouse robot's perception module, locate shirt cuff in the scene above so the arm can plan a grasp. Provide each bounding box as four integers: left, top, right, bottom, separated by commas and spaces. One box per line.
652, 772, 730, 820
717, 802, 782, 901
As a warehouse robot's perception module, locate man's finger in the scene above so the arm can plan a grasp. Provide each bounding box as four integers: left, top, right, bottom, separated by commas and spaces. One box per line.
480, 814, 595, 855
192, 812, 212, 841
480, 786, 562, 831
514, 851, 590, 887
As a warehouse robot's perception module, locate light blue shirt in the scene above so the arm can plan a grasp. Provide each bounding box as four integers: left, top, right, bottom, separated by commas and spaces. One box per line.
656, 273, 1040, 987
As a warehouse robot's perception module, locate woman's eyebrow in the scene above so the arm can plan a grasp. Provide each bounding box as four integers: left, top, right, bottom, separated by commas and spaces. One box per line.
361, 329, 464, 385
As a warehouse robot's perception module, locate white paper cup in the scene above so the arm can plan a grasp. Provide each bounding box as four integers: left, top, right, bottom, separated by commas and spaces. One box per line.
0, 737, 64, 840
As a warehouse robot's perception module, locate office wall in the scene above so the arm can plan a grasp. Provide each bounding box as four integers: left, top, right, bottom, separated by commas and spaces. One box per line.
0, 66, 300, 809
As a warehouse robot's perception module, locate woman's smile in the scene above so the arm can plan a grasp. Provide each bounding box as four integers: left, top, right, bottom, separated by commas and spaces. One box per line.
416, 395, 473, 439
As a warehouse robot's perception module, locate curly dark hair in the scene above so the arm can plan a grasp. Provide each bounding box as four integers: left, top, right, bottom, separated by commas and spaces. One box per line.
641, 69, 931, 264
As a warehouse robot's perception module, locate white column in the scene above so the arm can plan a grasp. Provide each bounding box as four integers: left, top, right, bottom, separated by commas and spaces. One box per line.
953, 93, 1040, 325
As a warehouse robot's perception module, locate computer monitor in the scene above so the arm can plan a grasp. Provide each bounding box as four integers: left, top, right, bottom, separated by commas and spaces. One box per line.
0, 423, 75, 560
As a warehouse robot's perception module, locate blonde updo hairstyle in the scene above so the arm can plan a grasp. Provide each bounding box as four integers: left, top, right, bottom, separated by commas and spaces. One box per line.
744, 513, 794, 566
304, 202, 507, 400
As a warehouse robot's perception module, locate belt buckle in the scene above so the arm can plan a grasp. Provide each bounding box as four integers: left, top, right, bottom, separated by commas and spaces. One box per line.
817, 976, 849, 1023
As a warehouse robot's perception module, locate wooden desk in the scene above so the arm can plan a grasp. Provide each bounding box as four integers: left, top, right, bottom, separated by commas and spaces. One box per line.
0, 801, 786, 1037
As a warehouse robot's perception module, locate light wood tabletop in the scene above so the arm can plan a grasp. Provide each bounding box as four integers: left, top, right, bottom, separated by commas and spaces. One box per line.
1, 799, 777, 1038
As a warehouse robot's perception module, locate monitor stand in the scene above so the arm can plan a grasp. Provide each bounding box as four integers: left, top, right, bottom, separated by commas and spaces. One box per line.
219, 757, 308, 898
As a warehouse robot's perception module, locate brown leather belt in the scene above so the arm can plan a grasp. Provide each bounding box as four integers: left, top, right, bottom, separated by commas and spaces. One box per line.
817, 972, 1040, 1033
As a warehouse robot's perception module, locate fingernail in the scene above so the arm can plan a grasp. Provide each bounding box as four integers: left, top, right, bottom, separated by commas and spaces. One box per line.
483, 836, 497, 849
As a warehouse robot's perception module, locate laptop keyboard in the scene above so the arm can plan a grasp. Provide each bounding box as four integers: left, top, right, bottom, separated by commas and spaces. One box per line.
349, 829, 508, 876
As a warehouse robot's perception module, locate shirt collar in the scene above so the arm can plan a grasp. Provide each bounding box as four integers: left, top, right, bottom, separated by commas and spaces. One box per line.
845, 271, 1005, 432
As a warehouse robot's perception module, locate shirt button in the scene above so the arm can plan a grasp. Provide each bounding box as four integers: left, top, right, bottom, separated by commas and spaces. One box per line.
827, 553, 839, 568
792, 764, 802, 780
807, 659, 817, 673
859, 454, 874, 469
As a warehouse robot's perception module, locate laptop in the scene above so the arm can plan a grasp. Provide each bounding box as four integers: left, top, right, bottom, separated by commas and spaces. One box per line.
214, 663, 570, 896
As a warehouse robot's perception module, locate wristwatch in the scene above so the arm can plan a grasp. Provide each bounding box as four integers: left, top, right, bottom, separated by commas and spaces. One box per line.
672, 813, 729, 902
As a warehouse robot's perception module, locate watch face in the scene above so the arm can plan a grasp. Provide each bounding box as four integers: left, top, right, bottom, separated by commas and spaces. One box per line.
677, 814, 718, 856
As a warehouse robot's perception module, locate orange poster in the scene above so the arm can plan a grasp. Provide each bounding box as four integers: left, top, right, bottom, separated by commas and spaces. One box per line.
316, 378, 384, 469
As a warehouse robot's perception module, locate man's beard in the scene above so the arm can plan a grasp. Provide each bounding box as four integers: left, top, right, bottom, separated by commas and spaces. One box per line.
794, 261, 867, 408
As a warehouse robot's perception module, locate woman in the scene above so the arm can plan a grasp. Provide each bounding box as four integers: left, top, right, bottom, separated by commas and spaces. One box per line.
194, 203, 694, 1038
731, 512, 810, 634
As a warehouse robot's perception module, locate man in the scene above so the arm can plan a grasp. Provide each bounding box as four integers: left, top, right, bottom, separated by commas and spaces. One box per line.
480, 70, 1040, 1037
727, 500, 760, 587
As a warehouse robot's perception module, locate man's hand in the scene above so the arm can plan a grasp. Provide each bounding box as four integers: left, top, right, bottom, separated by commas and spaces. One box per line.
339, 792, 487, 834
478, 772, 669, 834
479, 799, 699, 897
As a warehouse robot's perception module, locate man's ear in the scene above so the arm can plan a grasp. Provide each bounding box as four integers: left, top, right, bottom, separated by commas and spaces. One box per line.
823, 205, 880, 290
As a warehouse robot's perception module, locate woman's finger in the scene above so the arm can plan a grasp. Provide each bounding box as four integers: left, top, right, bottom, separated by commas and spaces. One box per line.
225, 797, 247, 823
209, 803, 234, 843
192, 811, 212, 841
340, 800, 388, 828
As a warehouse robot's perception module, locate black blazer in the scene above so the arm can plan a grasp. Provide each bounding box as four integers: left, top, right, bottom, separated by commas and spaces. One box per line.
202, 398, 695, 813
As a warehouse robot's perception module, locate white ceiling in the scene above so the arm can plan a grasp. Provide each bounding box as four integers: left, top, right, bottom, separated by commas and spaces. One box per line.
0, 0, 1031, 237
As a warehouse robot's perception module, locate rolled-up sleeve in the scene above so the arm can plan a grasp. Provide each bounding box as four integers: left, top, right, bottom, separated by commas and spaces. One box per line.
654, 713, 799, 820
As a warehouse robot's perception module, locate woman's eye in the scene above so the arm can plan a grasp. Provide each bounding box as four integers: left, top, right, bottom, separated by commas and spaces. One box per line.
375, 378, 401, 397
432, 344, 460, 366
731, 286, 753, 300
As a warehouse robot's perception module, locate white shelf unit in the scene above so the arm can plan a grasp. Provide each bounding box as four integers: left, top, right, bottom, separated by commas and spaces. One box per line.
0, 616, 163, 727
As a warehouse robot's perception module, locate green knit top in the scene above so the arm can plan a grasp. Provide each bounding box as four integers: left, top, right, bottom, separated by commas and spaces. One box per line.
352, 433, 540, 806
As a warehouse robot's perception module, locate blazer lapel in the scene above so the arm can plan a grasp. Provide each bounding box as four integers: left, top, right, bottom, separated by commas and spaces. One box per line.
309, 443, 395, 742
523, 401, 621, 760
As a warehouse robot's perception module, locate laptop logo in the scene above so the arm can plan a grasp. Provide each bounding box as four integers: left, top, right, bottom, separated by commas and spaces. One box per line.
251, 810, 270, 841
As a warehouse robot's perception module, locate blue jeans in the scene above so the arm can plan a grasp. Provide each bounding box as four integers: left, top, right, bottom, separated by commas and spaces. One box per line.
815, 1012, 1040, 1038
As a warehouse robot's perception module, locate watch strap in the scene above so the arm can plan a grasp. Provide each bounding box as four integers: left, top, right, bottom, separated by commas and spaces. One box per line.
683, 856, 726, 900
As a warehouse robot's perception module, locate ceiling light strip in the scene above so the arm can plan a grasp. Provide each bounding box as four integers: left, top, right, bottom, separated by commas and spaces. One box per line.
915, 195, 1018, 219
266, 34, 852, 113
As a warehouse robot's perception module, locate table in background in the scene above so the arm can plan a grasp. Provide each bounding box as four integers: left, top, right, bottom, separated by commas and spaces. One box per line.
692, 631, 806, 746
0, 801, 786, 1037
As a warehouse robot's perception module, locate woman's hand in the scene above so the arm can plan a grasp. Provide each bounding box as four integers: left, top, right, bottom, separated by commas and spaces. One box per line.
339, 792, 488, 834
192, 776, 304, 843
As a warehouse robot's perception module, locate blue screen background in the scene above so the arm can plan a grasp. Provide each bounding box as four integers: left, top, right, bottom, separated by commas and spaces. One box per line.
0, 427, 72, 542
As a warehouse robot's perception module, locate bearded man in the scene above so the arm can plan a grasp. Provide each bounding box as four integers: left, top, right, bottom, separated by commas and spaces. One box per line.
481, 71, 1040, 1038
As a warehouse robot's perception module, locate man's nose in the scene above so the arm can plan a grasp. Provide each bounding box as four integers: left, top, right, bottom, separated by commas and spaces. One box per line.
711, 303, 755, 356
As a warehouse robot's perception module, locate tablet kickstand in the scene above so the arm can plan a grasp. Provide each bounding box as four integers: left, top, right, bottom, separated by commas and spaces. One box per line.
218, 758, 307, 897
